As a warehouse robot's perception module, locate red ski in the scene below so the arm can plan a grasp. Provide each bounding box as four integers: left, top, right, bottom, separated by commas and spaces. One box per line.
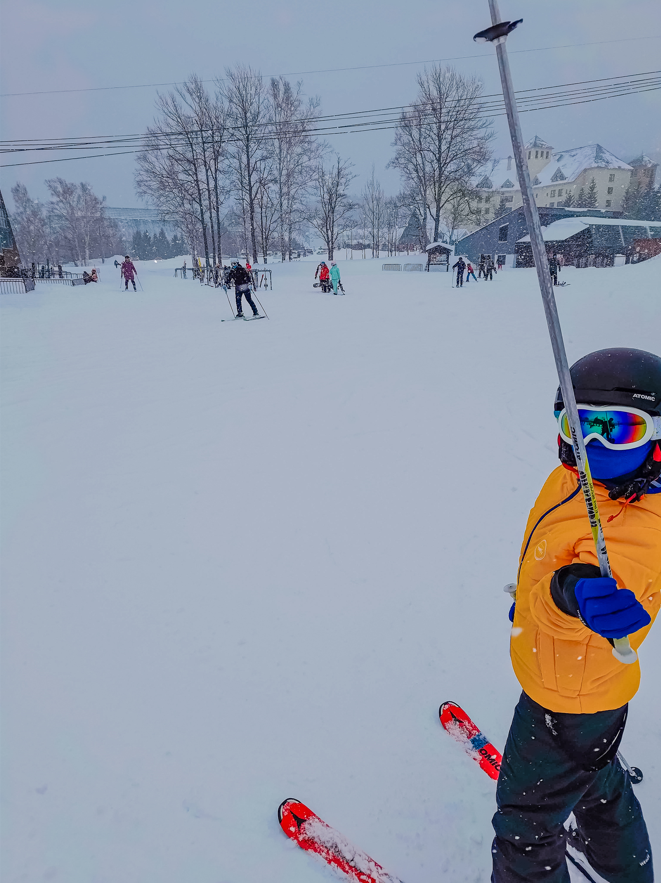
439, 701, 502, 780
278, 798, 403, 883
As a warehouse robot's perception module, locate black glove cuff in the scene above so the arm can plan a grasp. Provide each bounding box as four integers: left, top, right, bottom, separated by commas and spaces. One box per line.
551, 562, 602, 618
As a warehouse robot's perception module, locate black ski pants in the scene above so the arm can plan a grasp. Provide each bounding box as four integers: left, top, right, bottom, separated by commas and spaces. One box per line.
235, 283, 257, 315
456, 270, 464, 286
485, 268, 494, 280
125, 278, 136, 291
492, 692, 652, 883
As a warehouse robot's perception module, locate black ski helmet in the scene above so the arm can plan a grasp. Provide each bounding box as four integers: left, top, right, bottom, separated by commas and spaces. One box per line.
554, 348, 661, 416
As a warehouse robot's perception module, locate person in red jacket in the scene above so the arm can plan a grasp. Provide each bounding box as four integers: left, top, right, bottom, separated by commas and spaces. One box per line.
315, 261, 331, 293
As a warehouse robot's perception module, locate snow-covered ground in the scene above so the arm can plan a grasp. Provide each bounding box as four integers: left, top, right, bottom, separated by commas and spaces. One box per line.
2, 256, 660, 882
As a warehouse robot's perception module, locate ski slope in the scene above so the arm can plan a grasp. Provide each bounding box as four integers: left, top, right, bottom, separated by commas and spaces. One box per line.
2, 256, 660, 882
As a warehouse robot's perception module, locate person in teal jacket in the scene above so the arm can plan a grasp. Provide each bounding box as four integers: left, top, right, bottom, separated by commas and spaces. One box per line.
330, 261, 342, 294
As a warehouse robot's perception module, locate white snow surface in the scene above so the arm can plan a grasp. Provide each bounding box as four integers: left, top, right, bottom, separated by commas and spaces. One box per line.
2, 257, 661, 882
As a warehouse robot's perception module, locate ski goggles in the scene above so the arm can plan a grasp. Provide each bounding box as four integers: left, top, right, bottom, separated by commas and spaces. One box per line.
556, 404, 661, 450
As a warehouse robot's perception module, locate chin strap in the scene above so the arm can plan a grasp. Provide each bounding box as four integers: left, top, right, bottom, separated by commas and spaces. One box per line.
558, 438, 661, 502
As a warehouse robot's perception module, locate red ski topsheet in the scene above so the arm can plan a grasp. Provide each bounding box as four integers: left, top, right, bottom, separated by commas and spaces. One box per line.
278, 799, 403, 883
439, 701, 502, 780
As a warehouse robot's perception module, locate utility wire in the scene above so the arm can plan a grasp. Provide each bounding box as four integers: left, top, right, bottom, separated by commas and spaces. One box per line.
1, 36, 660, 98
1, 79, 658, 168
3, 71, 659, 153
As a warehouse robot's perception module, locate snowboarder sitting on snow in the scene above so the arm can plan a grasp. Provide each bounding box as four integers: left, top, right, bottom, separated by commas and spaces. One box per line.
330, 261, 342, 295
452, 256, 466, 287
492, 347, 661, 883
315, 262, 332, 293
121, 256, 137, 291
226, 261, 258, 318
82, 268, 98, 284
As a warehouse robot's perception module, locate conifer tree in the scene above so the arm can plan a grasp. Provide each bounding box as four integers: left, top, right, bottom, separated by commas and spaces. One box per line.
576, 187, 586, 207
584, 177, 598, 209
562, 191, 575, 207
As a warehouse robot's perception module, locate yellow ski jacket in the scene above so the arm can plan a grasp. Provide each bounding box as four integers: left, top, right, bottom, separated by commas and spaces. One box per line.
511, 466, 661, 713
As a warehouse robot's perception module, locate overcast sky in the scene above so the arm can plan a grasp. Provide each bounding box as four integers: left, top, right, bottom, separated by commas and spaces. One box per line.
1, 0, 660, 209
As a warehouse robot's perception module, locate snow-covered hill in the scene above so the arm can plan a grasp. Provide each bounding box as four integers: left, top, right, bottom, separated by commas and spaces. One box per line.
2, 257, 660, 882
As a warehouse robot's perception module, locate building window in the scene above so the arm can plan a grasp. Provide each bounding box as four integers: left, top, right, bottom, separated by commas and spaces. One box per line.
504, 195, 514, 203
546, 151, 549, 158
549, 202, 555, 208
550, 190, 556, 197
535, 151, 539, 158
485, 195, 491, 203
498, 224, 509, 242
605, 200, 612, 207
557, 189, 563, 197
609, 174, 615, 182
484, 209, 490, 215
607, 187, 613, 195
528, 151, 531, 159
477, 195, 483, 203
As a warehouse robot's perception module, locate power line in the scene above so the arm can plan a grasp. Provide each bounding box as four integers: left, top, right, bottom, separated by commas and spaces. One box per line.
1, 77, 658, 168
2, 36, 660, 98
3, 71, 659, 152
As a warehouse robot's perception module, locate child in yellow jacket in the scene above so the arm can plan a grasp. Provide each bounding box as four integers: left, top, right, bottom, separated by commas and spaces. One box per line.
493, 347, 661, 883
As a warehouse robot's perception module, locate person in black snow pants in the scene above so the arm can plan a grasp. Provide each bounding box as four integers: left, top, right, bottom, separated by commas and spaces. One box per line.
227, 262, 259, 317
452, 257, 466, 287
484, 256, 496, 281
548, 253, 560, 286
478, 255, 486, 278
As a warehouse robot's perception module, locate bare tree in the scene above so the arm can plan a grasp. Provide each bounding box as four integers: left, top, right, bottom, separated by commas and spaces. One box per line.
307, 154, 356, 261
390, 65, 493, 244
136, 82, 214, 269
439, 186, 478, 242
268, 77, 323, 261
221, 66, 271, 265
45, 178, 110, 264
361, 167, 386, 257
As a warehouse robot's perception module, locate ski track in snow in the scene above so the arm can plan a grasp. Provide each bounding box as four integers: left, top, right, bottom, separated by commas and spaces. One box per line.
1, 256, 660, 882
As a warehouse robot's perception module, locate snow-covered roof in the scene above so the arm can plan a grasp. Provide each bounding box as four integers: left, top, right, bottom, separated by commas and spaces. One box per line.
518, 217, 661, 242
425, 241, 452, 251
525, 135, 552, 150
474, 143, 632, 191
629, 154, 656, 168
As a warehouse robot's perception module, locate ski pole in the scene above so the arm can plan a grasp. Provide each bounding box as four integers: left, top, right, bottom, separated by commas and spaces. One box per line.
135, 273, 144, 292
617, 750, 643, 784
252, 289, 269, 319
224, 285, 236, 318
475, 2, 635, 664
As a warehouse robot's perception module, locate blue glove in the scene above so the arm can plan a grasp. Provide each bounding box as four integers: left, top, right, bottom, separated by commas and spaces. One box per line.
575, 576, 651, 640
508, 602, 516, 623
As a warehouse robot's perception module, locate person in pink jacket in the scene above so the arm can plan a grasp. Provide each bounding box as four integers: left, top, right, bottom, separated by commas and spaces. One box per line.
121, 255, 137, 291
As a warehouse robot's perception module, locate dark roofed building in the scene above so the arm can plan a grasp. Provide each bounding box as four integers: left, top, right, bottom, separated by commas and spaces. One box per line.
455, 205, 624, 269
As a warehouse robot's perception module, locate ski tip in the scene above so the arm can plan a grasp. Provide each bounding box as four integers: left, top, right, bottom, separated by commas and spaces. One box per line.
439, 701, 459, 719
278, 798, 300, 823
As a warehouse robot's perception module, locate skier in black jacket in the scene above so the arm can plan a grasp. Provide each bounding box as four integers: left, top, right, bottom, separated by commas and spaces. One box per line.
227, 262, 259, 317
452, 257, 466, 287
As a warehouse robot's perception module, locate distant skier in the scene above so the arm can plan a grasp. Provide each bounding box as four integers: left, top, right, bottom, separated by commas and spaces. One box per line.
478, 255, 486, 278
330, 261, 342, 294
121, 255, 137, 291
182, 260, 187, 279
492, 347, 661, 883
452, 257, 466, 287
465, 262, 477, 283
548, 253, 560, 286
227, 261, 259, 318
484, 255, 496, 281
